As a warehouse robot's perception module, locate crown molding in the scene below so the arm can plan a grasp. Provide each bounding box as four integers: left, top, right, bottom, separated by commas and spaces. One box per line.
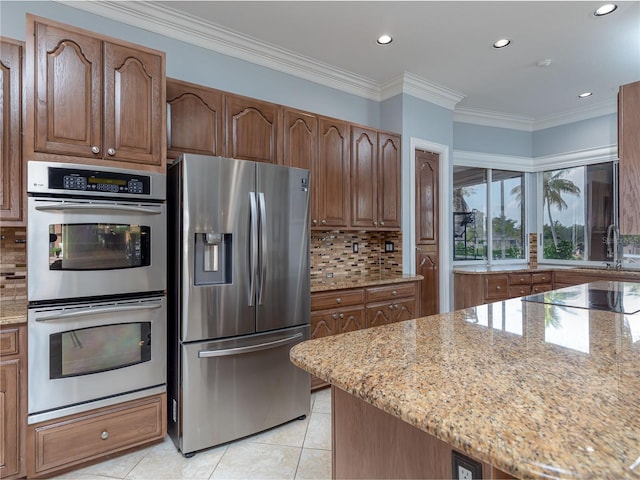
381, 73, 465, 111
454, 108, 534, 132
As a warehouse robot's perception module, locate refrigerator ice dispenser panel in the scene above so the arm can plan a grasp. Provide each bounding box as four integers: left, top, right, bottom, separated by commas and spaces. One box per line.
194, 232, 232, 285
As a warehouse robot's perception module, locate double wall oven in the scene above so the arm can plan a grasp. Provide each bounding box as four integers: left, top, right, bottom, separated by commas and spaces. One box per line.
27, 161, 167, 424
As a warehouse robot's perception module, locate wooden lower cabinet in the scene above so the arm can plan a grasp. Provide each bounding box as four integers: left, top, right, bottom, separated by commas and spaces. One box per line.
27, 393, 166, 478
310, 281, 418, 390
0, 324, 27, 480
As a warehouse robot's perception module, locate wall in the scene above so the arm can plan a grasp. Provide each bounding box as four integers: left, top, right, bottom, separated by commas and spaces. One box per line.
310, 231, 402, 280
453, 122, 533, 157
532, 113, 617, 157
0, 228, 27, 303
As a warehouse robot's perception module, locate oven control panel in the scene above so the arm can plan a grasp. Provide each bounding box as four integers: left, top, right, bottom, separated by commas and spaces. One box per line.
49, 166, 151, 195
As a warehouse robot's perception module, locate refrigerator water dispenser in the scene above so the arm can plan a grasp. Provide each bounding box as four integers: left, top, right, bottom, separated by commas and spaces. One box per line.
194, 232, 232, 285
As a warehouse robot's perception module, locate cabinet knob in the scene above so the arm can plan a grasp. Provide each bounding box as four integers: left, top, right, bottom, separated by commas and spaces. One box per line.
392, 290, 397, 296
380, 221, 384, 226
394, 303, 399, 309
373, 221, 378, 226
91, 146, 100, 154
107, 148, 116, 156
520, 277, 524, 282
339, 313, 344, 319
496, 286, 501, 290
100, 431, 109, 440
332, 313, 338, 320
321, 219, 327, 225
336, 297, 341, 304
389, 304, 394, 309
312, 219, 317, 225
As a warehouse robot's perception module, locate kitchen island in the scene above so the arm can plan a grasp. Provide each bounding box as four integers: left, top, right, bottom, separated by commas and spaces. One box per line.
290, 281, 640, 479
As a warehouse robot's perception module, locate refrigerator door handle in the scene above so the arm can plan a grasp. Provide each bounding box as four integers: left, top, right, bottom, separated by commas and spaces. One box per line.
249, 192, 258, 306
197, 332, 303, 358
258, 192, 267, 305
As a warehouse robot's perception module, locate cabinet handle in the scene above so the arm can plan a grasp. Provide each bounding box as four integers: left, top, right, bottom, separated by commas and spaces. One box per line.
389, 304, 394, 309
496, 286, 501, 290
321, 219, 327, 225
332, 313, 338, 320
101, 431, 109, 440
339, 313, 344, 319
107, 148, 116, 156
392, 290, 397, 296
91, 146, 100, 154
520, 277, 524, 282
336, 297, 341, 304
394, 303, 399, 309
312, 219, 317, 225
373, 221, 378, 226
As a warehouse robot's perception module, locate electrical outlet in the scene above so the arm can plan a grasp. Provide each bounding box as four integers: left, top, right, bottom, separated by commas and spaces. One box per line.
458, 466, 473, 480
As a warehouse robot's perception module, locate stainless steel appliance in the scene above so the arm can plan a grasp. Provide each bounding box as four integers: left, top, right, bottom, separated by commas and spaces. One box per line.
167, 154, 310, 455
26, 161, 167, 424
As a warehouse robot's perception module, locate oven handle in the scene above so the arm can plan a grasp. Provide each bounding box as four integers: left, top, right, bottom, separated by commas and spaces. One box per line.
35, 302, 164, 322
198, 332, 303, 358
34, 203, 163, 215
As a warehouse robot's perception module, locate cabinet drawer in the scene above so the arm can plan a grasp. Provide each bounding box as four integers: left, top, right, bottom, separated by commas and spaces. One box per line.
531, 272, 552, 284
311, 289, 365, 311
531, 284, 553, 294
31, 394, 165, 475
508, 273, 531, 286
485, 275, 509, 300
509, 285, 531, 298
0, 327, 21, 356
366, 283, 416, 303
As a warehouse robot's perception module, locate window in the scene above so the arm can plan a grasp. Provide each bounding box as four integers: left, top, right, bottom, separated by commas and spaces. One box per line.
453, 167, 525, 262
541, 163, 613, 262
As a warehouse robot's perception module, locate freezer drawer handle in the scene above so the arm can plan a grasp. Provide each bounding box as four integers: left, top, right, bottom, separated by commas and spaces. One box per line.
198, 332, 303, 358
35, 203, 162, 215
35, 302, 163, 322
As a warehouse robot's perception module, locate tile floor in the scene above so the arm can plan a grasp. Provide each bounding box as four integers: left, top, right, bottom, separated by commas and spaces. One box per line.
50, 389, 332, 480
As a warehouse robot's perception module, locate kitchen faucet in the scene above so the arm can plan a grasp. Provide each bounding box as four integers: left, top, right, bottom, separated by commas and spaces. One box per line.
606, 223, 622, 269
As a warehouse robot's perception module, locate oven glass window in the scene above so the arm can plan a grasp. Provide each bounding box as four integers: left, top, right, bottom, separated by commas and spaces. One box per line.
48, 223, 150, 270
50, 322, 152, 379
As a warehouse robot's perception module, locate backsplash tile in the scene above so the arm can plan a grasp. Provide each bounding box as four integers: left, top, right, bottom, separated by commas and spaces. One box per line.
0, 227, 27, 303
310, 231, 402, 279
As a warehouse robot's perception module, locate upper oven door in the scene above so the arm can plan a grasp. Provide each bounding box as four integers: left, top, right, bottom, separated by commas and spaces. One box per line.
28, 197, 166, 302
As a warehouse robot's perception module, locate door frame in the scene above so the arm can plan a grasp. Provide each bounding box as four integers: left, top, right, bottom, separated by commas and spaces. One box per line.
408, 137, 451, 313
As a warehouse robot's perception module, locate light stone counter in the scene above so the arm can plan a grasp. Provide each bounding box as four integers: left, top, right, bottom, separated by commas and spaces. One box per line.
310, 273, 423, 293
291, 282, 640, 479
0, 299, 27, 326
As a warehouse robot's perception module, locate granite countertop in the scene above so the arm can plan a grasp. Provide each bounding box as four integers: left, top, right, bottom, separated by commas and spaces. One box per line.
0, 299, 27, 326
291, 281, 640, 479
310, 273, 423, 292
453, 264, 640, 278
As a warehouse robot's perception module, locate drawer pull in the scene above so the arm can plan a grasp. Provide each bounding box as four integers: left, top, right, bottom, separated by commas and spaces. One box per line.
392, 290, 397, 296
336, 298, 342, 304
520, 277, 524, 282
496, 286, 501, 290
339, 313, 344, 319
101, 431, 109, 440
91, 146, 100, 154
332, 314, 338, 320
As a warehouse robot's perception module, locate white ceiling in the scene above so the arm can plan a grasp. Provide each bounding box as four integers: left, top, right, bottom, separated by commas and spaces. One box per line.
63, 1, 640, 130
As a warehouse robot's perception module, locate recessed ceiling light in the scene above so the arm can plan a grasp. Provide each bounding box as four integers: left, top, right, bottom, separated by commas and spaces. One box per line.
493, 38, 511, 49
594, 4, 617, 16
578, 92, 593, 98
376, 34, 393, 45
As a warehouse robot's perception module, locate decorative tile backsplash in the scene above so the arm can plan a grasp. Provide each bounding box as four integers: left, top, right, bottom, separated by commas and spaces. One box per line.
310, 231, 402, 279
0, 227, 27, 303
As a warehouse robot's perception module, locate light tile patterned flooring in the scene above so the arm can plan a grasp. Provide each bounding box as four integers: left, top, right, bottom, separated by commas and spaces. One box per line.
50, 389, 332, 480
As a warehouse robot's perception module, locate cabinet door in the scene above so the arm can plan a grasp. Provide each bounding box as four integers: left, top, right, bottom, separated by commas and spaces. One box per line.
366, 303, 393, 328
416, 250, 438, 316
283, 109, 318, 220
317, 117, 350, 228
0, 359, 21, 478
415, 150, 439, 244
310, 311, 336, 339
0, 38, 24, 226
104, 42, 164, 166
336, 307, 366, 334
166, 78, 223, 159
226, 94, 280, 164
351, 126, 378, 228
391, 298, 418, 323
377, 132, 401, 229
619, 80, 640, 234
33, 21, 102, 158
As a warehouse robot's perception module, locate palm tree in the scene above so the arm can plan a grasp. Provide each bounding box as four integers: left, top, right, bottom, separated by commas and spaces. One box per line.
543, 170, 581, 248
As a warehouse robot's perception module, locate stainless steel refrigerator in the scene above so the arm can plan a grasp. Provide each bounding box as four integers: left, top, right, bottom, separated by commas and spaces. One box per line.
167, 154, 311, 456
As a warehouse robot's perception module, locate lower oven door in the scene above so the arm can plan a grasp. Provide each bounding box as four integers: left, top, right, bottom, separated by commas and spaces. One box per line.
27, 196, 166, 302
28, 295, 166, 423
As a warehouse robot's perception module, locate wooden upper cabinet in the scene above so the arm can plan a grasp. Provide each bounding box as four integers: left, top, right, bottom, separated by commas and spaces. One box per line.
226, 94, 280, 164
0, 38, 25, 226
33, 21, 102, 158
619, 80, 640, 234
27, 15, 166, 171
377, 132, 401, 229
317, 117, 350, 228
166, 78, 224, 160
351, 126, 377, 228
103, 42, 163, 166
